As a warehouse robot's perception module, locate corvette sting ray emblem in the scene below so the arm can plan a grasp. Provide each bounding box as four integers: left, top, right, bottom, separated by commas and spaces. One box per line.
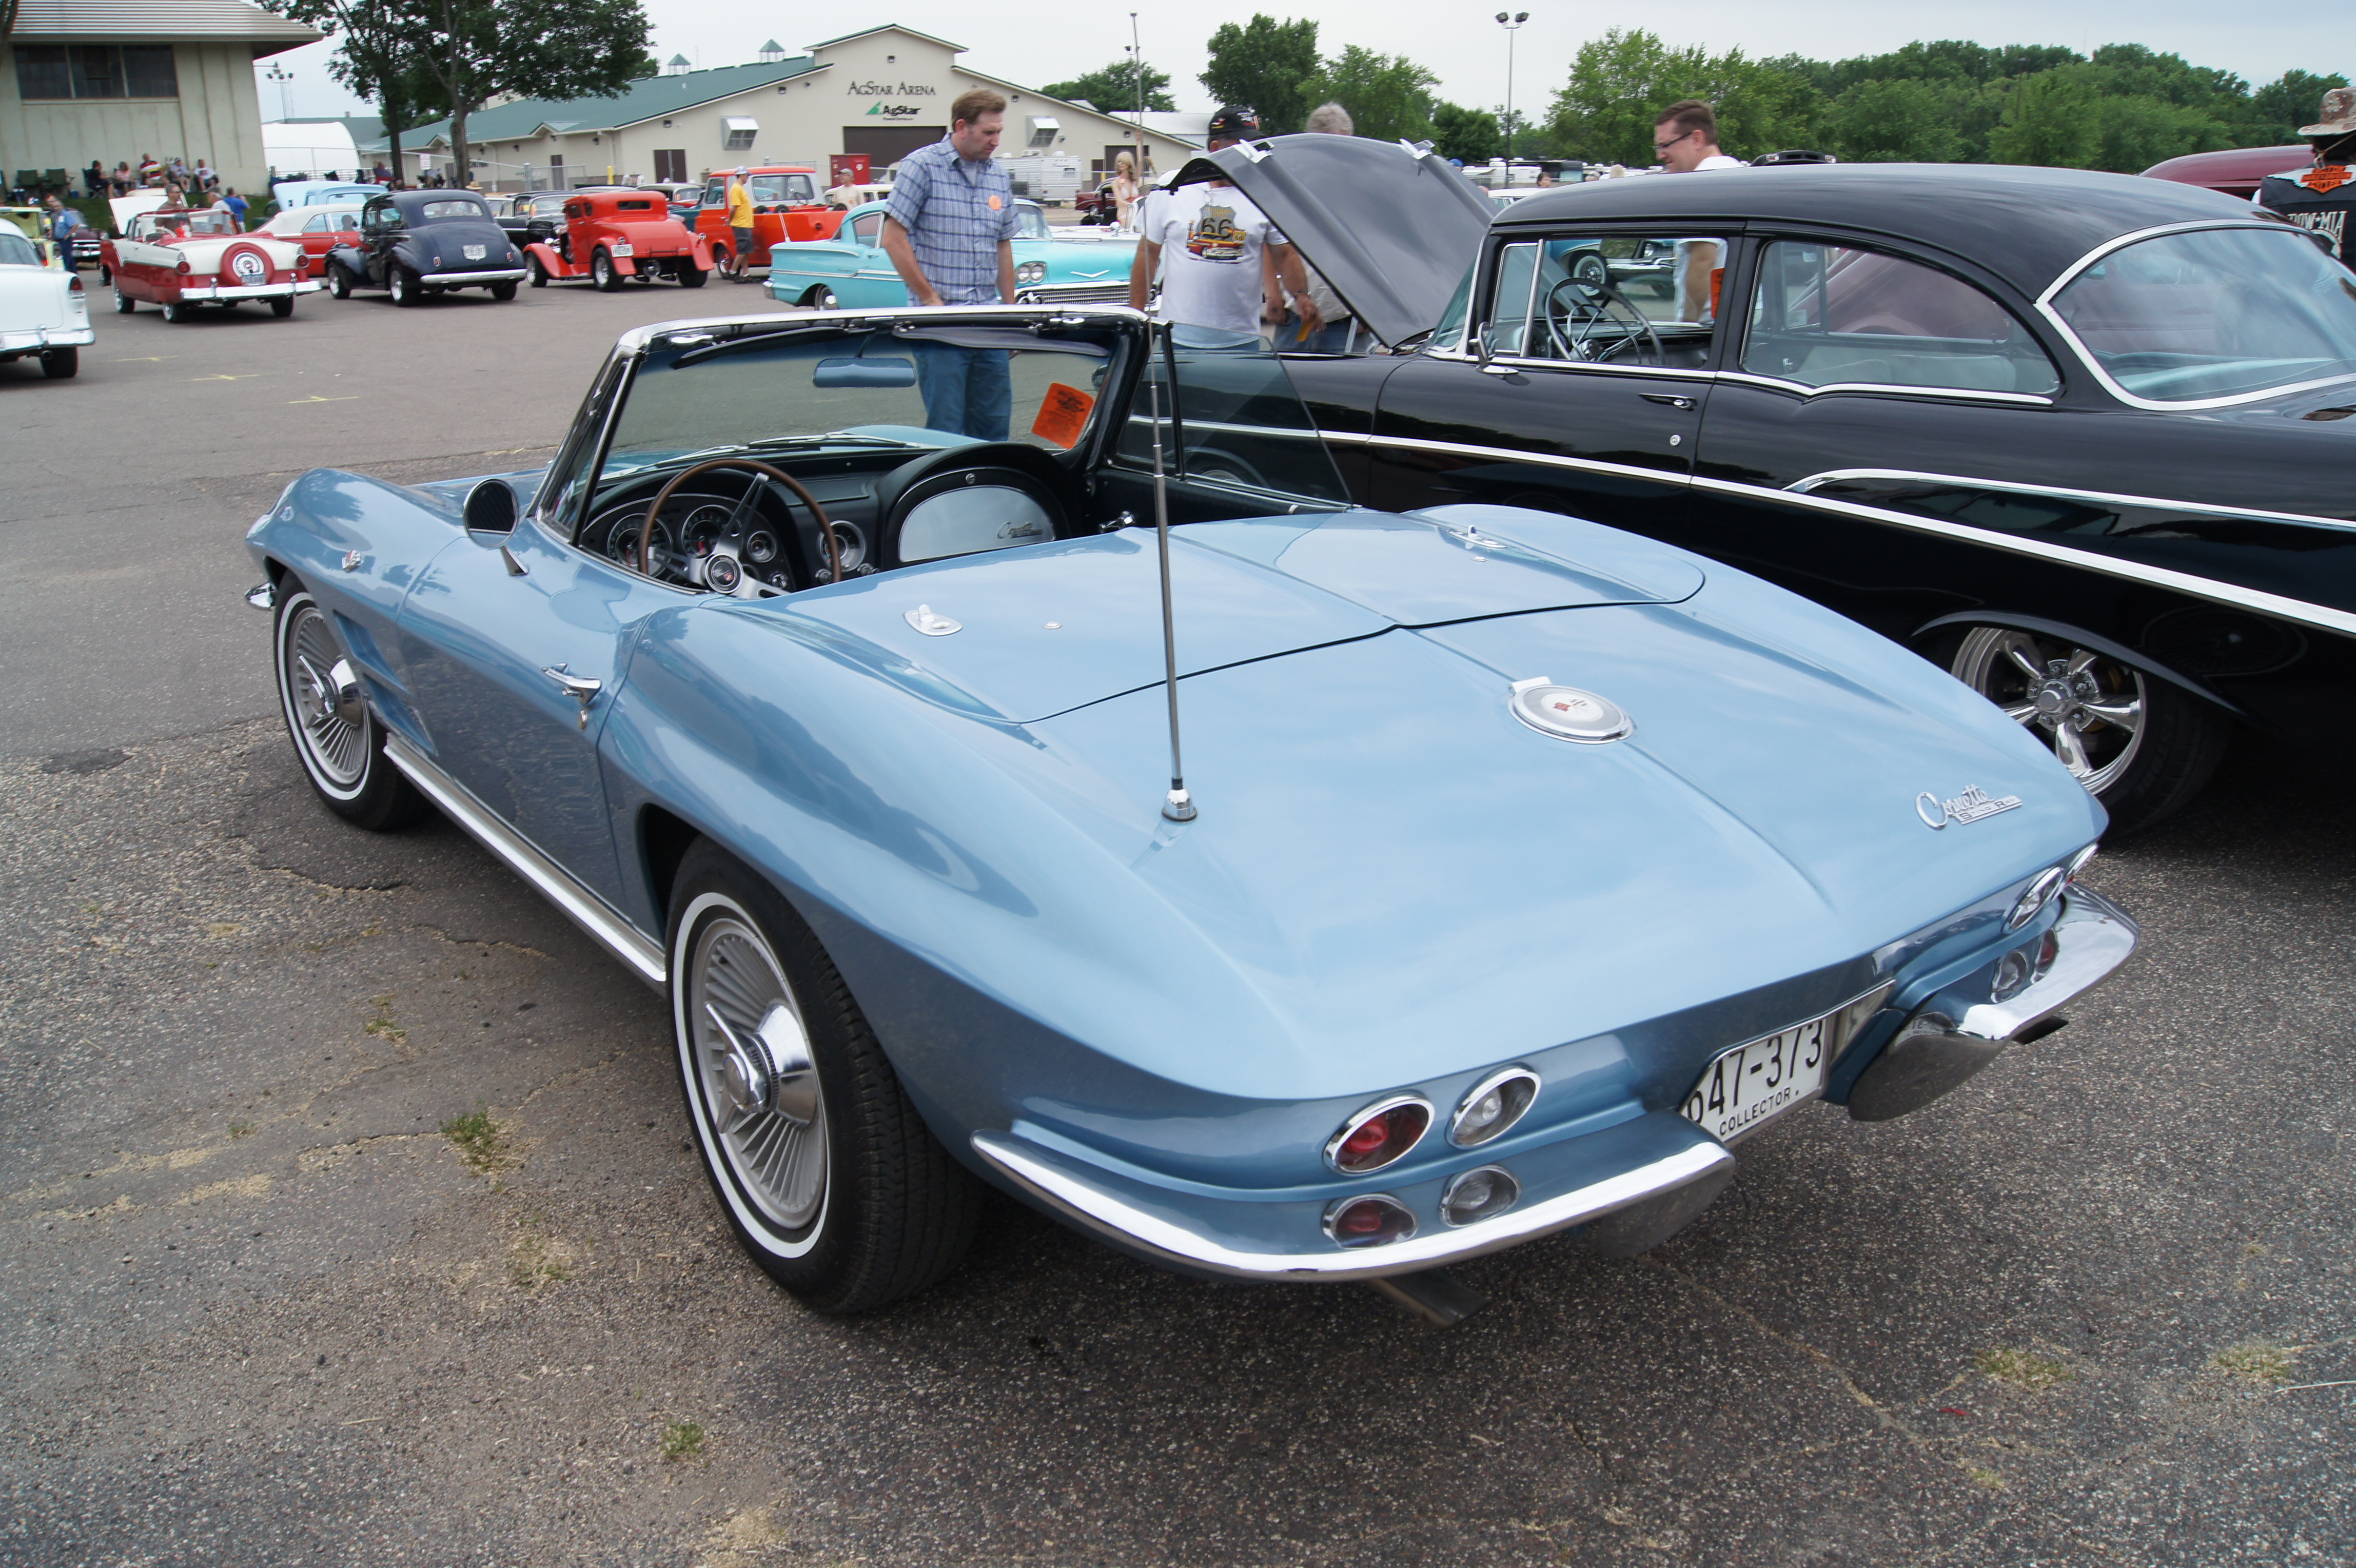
1916, 784, 2023, 829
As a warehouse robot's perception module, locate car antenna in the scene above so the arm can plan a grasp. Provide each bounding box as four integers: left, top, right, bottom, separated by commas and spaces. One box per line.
1148, 373, 1197, 822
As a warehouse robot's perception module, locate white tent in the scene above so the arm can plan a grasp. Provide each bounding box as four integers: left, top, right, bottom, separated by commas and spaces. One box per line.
263, 121, 362, 181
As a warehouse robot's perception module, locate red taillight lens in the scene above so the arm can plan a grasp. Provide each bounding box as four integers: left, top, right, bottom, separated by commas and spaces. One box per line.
67, 273, 83, 292
1323, 1194, 1417, 1248
1325, 1099, 1431, 1174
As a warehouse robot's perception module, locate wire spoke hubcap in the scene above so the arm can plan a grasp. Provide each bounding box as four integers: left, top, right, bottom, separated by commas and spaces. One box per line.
283, 606, 367, 786
689, 918, 826, 1231
1952, 628, 2147, 795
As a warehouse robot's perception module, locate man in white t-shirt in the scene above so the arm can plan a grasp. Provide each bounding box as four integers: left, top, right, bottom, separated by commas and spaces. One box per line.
1126, 105, 1318, 349
1654, 99, 1744, 323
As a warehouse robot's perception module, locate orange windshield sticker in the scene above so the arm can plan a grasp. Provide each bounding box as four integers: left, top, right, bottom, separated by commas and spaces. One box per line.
2303, 166, 2352, 192
1031, 383, 1095, 448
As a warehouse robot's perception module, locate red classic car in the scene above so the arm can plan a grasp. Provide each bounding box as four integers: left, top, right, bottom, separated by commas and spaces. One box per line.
2141, 144, 2311, 199
689, 165, 843, 276
253, 202, 366, 279
101, 208, 318, 322
524, 189, 714, 290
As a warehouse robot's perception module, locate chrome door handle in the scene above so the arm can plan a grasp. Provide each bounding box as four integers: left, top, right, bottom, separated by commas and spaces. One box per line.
1640, 392, 1696, 409
541, 665, 601, 731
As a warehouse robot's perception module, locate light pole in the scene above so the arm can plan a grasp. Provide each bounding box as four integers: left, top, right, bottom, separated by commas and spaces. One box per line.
265, 62, 294, 122
1495, 12, 1527, 186
1129, 12, 1146, 197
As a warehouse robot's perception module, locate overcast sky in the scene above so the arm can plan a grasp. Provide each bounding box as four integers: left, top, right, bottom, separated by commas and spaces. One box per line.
257, 3, 2344, 125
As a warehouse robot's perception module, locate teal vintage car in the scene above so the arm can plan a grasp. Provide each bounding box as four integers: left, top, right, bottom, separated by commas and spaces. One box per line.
768, 198, 1136, 310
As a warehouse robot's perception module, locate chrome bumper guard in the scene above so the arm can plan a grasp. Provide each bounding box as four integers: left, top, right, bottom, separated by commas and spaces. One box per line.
1849, 885, 2139, 1122
421, 267, 529, 285
179, 280, 322, 299
972, 1109, 1735, 1283
0, 324, 94, 350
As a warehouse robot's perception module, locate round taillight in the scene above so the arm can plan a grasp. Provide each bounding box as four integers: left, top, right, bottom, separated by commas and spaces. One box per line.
1449, 1067, 1539, 1147
1440, 1166, 1520, 1226
1324, 1096, 1430, 1174
175, 256, 191, 273
1323, 1193, 1416, 1248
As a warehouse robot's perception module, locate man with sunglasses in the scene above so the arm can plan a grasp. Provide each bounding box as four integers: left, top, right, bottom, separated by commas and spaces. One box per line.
1654, 99, 1744, 323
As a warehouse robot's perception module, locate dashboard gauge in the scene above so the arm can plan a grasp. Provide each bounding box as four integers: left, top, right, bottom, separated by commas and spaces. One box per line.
606, 515, 673, 570
680, 505, 732, 556
743, 529, 779, 565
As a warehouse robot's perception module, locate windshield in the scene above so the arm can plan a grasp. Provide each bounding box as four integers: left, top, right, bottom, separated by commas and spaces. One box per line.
748, 174, 816, 206
1014, 203, 1051, 241
0, 232, 40, 267
2051, 226, 2356, 404
597, 320, 1128, 483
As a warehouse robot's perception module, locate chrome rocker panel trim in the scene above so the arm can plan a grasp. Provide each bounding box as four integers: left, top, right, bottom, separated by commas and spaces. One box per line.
420, 267, 531, 286
1791, 467, 2356, 536
381, 733, 667, 987
970, 1124, 1735, 1283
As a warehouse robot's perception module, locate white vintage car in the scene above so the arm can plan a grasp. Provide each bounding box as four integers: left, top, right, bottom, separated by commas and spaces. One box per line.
101, 207, 317, 323
0, 227, 91, 378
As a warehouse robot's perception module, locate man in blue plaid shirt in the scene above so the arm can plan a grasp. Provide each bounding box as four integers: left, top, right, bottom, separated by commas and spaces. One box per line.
881, 88, 1020, 439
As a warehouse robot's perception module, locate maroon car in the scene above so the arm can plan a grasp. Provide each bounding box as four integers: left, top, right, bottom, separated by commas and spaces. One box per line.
2142, 144, 2310, 200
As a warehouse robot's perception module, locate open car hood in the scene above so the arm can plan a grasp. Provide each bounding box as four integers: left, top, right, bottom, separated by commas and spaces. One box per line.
1193, 135, 1494, 347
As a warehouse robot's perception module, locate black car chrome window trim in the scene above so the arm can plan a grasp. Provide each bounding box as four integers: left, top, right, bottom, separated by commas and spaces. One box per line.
1713, 368, 2056, 407
1696, 473, 2356, 639
2031, 219, 2356, 413
1476, 356, 1729, 384
1790, 467, 2356, 535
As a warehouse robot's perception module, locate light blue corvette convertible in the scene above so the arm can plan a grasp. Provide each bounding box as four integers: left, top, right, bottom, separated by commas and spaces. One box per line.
246, 303, 2136, 1322
767, 199, 1136, 311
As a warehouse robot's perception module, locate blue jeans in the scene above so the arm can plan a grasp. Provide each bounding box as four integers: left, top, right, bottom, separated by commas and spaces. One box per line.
914, 342, 1012, 441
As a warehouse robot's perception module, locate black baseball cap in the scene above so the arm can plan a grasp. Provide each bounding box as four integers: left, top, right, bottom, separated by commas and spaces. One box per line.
1207, 106, 1260, 140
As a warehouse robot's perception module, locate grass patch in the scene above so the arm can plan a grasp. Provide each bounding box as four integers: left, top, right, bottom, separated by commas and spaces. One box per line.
659, 1420, 706, 1461
2213, 1342, 2293, 1385
507, 1211, 575, 1288
1976, 1347, 2072, 1391
1962, 1464, 2005, 1491
362, 995, 407, 1044
440, 1106, 508, 1172
227, 1121, 255, 1140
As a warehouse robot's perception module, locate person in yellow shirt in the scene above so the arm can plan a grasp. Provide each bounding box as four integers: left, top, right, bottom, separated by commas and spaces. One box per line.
723, 166, 756, 282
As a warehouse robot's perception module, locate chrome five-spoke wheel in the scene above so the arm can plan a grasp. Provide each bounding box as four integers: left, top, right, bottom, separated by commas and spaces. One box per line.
1946, 622, 2228, 834
1952, 627, 2144, 794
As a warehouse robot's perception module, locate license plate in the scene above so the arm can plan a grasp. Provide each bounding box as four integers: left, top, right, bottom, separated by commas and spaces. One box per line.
463, 244, 486, 260
1679, 1010, 1836, 1143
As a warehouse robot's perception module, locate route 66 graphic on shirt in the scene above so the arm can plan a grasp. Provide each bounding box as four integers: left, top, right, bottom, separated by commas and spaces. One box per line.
1186, 204, 1247, 263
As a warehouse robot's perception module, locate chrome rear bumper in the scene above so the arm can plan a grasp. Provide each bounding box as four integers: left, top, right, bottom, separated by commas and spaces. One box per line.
972, 1110, 1734, 1283
421, 267, 529, 285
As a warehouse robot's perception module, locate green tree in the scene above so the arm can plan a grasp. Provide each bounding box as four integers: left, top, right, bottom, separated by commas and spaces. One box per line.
1306, 44, 1437, 143
1828, 77, 1961, 162
1200, 13, 1321, 134
404, 0, 651, 185
1040, 59, 1176, 114
1431, 100, 1501, 163
262, 0, 449, 184
2248, 70, 2351, 143
2089, 93, 2232, 171
1544, 30, 1820, 165
1987, 68, 2100, 167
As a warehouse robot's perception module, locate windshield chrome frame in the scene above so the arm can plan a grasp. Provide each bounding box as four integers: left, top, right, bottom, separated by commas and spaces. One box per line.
2033, 218, 2356, 413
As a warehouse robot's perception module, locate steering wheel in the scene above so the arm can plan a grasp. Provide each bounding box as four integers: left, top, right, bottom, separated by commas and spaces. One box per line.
1544, 275, 1664, 367
639, 459, 844, 593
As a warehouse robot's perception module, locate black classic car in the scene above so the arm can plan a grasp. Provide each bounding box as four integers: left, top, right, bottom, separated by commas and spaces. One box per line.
325, 190, 529, 305
1209, 142, 2356, 832
498, 188, 594, 251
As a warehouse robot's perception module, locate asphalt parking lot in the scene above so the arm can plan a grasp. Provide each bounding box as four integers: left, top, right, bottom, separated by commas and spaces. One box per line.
3, 277, 2352, 1567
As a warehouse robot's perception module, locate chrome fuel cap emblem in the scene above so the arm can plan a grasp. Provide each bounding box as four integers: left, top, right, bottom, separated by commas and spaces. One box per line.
1509, 677, 1633, 743
905, 604, 961, 636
